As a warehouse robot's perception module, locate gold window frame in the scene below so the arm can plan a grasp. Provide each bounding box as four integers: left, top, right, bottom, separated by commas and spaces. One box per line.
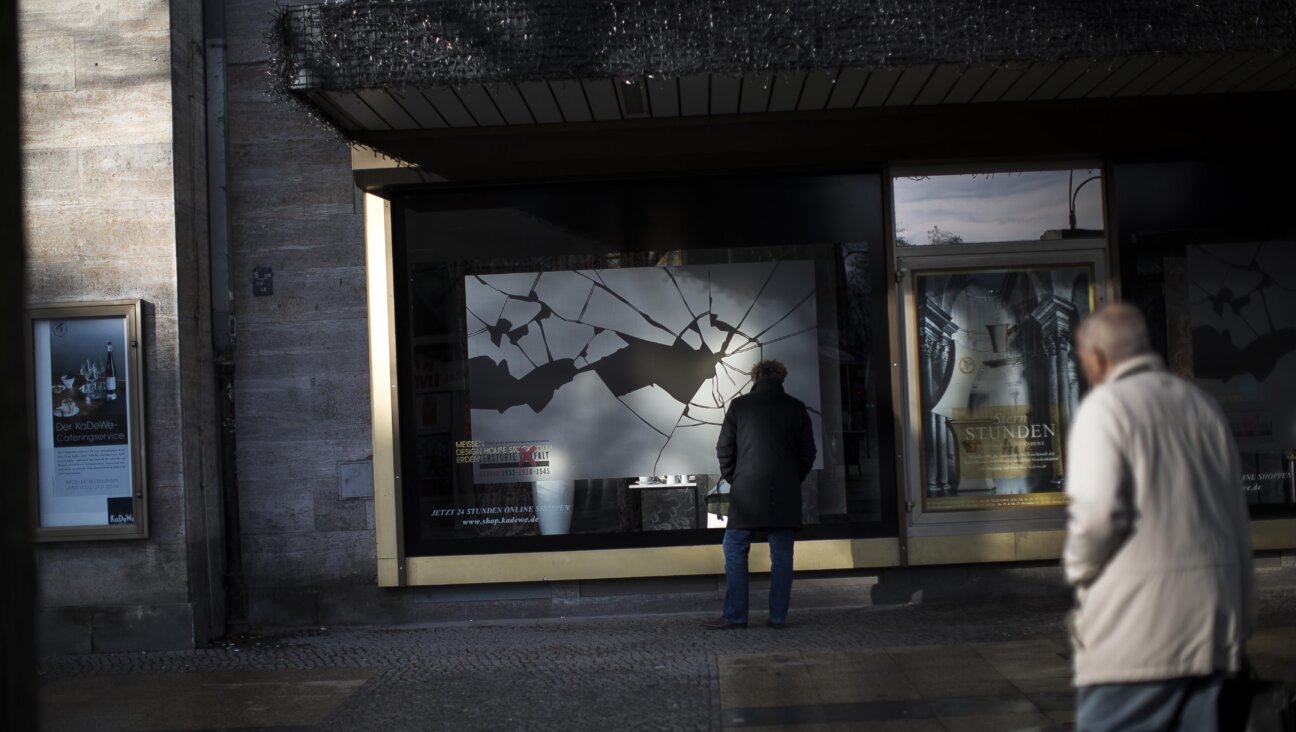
361, 192, 906, 586
364, 163, 1296, 584
26, 300, 149, 541
895, 248, 1111, 529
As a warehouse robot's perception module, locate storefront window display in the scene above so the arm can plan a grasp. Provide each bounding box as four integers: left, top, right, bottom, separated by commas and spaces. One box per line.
391, 174, 897, 555
1116, 159, 1296, 518
1186, 242, 1296, 510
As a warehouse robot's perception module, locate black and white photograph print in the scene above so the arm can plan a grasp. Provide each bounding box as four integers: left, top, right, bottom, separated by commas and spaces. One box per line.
464, 260, 824, 483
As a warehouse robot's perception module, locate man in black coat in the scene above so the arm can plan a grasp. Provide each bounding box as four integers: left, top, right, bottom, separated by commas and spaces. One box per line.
703, 359, 817, 630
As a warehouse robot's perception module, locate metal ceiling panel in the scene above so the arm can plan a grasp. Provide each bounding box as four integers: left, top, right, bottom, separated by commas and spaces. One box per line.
421, 86, 477, 127
1144, 55, 1220, 95
825, 67, 869, 109
767, 70, 807, 112
740, 72, 774, 113
970, 67, 1023, 102
1172, 53, 1253, 95
912, 63, 964, 105
1233, 56, 1296, 92
941, 65, 996, 104
646, 76, 680, 117
1055, 59, 1129, 99
1029, 58, 1092, 100
1200, 53, 1283, 94
356, 89, 418, 130
1114, 57, 1189, 96
884, 64, 936, 106
855, 67, 901, 106
486, 83, 535, 125
306, 91, 361, 132
1085, 56, 1157, 97
455, 85, 506, 126
516, 81, 563, 124
711, 74, 741, 115
324, 91, 390, 130
999, 61, 1062, 101
548, 80, 593, 122
1261, 63, 1296, 91
388, 89, 447, 128
327, 53, 1296, 135
797, 68, 839, 110
582, 78, 622, 120
679, 73, 709, 116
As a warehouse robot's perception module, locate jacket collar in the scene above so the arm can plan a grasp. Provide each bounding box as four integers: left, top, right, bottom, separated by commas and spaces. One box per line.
752, 378, 785, 394
1108, 353, 1165, 383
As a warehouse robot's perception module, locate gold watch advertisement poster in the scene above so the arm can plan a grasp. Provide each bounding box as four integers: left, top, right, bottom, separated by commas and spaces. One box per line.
27, 302, 147, 540
914, 264, 1093, 512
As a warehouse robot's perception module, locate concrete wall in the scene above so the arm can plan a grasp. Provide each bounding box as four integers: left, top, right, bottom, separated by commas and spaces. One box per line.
20, 0, 222, 652
224, 1, 375, 627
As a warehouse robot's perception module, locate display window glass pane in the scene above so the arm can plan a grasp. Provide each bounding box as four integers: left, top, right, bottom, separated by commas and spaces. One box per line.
894, 168, 1104, 245
1113, 159, 1296, 517
1184, 241, 1296, 511
911, 263, 1094, 513
392, 175, 896, 555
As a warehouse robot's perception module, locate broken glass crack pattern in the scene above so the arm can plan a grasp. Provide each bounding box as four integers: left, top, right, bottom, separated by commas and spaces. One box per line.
465, 260, 824, 483
1188, 242, 1296, 384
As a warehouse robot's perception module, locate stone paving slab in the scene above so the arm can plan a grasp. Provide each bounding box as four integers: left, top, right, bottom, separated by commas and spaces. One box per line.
35, 588, 1296, 732
41, 668, 374, 732
719, 643, 1068, 731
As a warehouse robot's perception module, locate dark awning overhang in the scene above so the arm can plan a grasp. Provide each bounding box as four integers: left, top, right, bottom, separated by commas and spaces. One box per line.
271, 1, 1296, 180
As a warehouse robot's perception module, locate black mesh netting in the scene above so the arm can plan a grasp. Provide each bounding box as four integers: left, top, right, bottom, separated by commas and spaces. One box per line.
270, 0, 1296, 93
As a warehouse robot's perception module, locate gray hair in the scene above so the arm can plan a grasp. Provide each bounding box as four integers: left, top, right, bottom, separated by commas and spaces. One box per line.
1075, 303, 1153, 363
750, 359, 788, 381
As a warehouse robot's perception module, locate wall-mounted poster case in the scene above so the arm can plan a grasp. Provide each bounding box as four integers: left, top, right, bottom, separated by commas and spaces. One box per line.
897, 249, 1107, 526
25, 301, 148, 541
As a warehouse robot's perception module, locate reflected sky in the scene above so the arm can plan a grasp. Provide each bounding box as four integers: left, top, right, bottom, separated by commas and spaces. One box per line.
894, 169, 1104, 244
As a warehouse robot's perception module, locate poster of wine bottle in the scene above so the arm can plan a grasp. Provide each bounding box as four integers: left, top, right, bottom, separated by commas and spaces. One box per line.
27, 301, 146, 539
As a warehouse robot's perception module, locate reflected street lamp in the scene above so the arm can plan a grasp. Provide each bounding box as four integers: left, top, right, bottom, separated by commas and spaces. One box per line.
1069, 173, 1102, 231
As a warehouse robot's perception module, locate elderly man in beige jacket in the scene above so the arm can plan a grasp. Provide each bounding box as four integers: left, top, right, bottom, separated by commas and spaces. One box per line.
1064, 303, 1255, 732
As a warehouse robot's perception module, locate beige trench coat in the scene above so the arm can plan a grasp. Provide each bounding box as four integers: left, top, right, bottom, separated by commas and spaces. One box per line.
1063, 355, 1255, 687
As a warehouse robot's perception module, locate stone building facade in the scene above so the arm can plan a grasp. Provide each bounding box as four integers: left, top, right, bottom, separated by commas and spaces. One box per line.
20, 0, 1296, 653
21, 0, 383, 650
19, 0, 221, 651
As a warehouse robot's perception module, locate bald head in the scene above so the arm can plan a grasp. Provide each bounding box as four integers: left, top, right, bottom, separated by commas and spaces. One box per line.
1075, 303, 1152, 385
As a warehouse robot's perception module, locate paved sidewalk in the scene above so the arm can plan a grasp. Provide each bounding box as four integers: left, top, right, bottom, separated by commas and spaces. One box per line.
38, 587, 1296, 732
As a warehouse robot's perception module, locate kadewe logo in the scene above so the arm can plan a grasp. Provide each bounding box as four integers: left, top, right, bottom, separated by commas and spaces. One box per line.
107, 496, 134, 525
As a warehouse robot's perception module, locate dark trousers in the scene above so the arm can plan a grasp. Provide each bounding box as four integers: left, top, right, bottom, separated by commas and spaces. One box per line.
721, 528, 794, 625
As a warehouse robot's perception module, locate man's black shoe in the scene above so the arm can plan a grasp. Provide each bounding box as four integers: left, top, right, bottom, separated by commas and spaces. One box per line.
766, 620, 787, 629
700, 618, 747, 630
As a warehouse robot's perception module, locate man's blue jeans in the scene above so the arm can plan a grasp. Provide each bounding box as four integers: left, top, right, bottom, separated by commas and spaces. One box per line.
1076, 673, 1224, 732
721, 528, 794, 625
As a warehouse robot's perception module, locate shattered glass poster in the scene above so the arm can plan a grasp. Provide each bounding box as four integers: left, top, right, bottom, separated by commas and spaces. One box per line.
1187, 242, 1296, 508
914, 264, 1092, 511
463, 260, 824, 483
